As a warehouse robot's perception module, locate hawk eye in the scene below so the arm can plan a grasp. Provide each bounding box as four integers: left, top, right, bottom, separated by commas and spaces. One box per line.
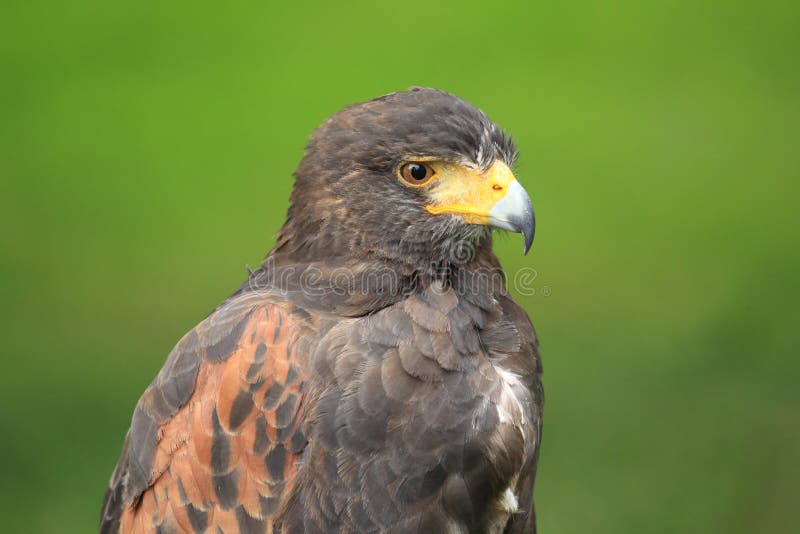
399, 162, 436, 186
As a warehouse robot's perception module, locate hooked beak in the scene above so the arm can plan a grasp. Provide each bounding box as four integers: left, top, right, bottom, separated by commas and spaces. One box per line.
488, 179, 535, 254
424, 160, 536, 254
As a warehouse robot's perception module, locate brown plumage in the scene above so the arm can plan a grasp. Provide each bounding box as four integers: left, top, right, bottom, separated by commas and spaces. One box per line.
101, 87, 543, 533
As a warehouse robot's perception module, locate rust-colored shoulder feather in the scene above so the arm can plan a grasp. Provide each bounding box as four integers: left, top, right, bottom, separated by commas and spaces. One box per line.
100, 294, 311, 533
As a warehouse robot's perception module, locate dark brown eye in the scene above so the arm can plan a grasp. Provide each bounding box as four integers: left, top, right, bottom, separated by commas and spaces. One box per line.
399, 162, 435, 186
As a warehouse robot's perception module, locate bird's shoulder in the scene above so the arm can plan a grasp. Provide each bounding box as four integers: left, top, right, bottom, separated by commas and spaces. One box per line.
100, 291, 319, 533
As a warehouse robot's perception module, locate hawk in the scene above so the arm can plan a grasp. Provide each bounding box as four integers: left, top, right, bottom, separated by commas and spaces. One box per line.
100, 87, 543, 533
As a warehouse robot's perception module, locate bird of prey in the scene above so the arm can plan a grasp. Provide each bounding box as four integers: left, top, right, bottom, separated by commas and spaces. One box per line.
100, 87, 543, 534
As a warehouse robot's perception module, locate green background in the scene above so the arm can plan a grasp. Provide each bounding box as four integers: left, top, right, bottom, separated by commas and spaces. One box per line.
1, 1, 798, 532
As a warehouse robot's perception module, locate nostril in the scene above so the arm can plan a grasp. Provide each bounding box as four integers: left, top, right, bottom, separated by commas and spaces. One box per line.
492, 184, 503, 191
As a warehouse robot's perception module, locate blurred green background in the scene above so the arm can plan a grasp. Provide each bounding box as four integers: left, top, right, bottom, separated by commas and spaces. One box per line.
1, 1, 798, 532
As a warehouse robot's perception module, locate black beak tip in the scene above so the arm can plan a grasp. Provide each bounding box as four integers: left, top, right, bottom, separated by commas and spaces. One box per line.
522, 212, 535, 255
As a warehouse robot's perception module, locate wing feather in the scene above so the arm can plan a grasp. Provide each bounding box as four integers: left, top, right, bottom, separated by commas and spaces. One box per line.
100, 295, 310, 533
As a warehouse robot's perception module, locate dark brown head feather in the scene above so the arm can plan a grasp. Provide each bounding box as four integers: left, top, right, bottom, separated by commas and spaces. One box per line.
269, 87, 516, 276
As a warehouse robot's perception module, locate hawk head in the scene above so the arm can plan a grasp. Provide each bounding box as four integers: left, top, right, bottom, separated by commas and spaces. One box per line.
273, 87, 534, 271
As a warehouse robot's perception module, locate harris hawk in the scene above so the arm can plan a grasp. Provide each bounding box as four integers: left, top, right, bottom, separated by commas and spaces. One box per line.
100, 87, 543, 534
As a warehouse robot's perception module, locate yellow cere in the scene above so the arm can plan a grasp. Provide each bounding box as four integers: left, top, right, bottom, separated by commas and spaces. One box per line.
424, 161, 517, 224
